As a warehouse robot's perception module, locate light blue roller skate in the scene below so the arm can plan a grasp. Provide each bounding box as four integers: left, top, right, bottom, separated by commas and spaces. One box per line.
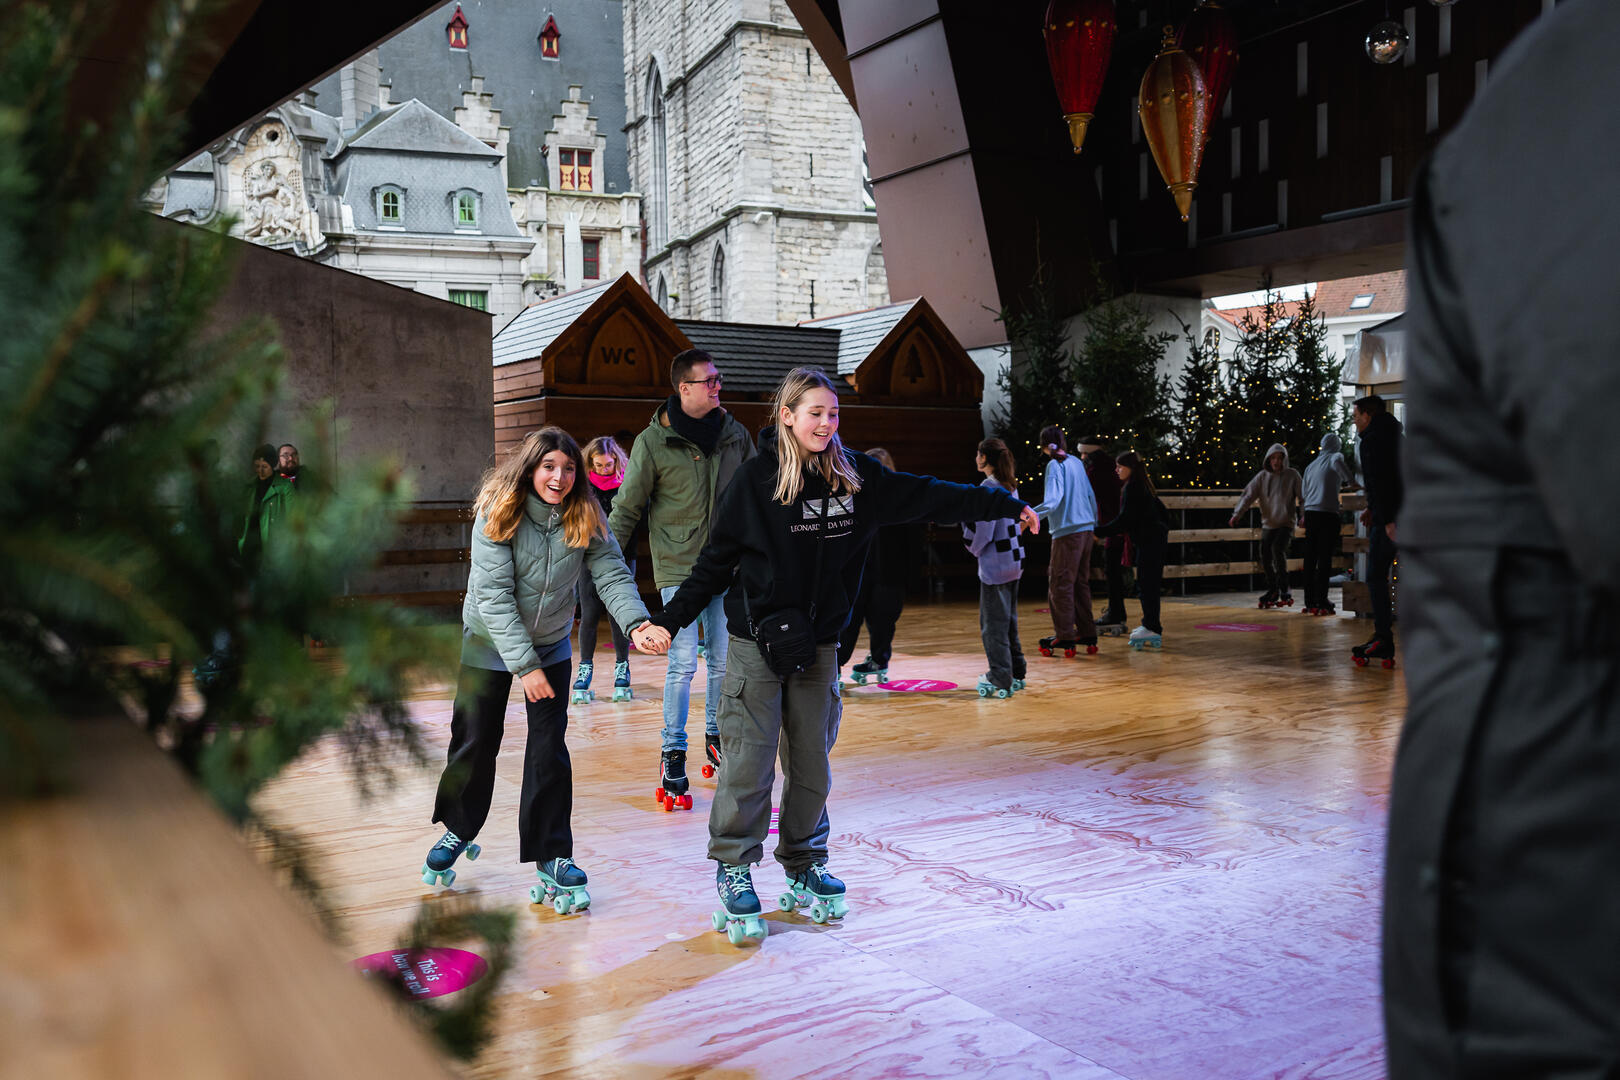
530, 857, 590, 914
570, 662, 594, 704
420, 829, 480, 887
611, 660, 633, 702
850, 656, 888, 685
777, 862, 849, 924
1011, 675, 1027, 692
711, 862, 768, 945
1128, 626, 1163, 651
976, 673, 1013, 699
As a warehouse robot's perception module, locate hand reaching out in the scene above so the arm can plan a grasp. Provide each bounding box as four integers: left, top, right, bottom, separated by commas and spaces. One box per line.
1019, 505, 1041, 535
632, 622, 672, 655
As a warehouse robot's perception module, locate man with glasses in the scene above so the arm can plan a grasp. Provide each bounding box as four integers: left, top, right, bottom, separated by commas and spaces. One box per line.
610, 349, 755, 808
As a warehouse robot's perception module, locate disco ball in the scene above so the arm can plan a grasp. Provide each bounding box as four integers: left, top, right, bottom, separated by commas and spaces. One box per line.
1365, 19, 1409, 64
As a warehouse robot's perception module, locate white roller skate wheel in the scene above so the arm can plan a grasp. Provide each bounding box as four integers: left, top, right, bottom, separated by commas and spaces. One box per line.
422, 868, 438, 886
529, 885, 543, 904
440, 867, 455, 887
778, 892, 796, 912
553, 894, 571, 915
573, 889, 590, 911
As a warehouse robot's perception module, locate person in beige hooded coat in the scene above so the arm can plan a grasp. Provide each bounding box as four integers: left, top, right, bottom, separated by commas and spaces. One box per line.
1230, 443, 1303, 606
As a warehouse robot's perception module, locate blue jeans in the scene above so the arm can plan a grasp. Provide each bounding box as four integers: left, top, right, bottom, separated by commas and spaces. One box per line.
659, 586, 728, 751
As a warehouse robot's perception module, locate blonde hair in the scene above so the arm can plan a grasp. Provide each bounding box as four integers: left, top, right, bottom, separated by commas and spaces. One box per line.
582, 435, 629, 477
866, 447, 896, 471
770, 368, 863, 504
474, 427, 610, 549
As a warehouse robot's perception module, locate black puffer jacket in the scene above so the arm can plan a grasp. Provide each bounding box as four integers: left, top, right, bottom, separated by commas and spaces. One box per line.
1357, 411, 1404, 527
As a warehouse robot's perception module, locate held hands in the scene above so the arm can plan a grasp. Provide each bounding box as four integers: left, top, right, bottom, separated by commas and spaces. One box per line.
632, 622, 672, 655
520, 669, 553, 703
1018, 505, 1041, 535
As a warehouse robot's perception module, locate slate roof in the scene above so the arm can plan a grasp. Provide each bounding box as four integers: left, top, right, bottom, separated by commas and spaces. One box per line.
800, 300, 918, 375
492, 278, 616, 366
674, 321, 842, 394
332, 100, 519, 236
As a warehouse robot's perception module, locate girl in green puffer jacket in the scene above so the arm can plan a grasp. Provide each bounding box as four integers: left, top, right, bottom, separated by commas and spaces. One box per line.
421, 427, 671, 910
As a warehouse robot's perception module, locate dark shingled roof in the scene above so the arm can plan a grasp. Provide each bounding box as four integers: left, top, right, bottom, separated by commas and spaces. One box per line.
801, 299, 918, 375
492, 278, 615, 366
674, 321, 841, 394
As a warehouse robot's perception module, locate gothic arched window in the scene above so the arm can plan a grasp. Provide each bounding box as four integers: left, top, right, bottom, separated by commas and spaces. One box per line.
647, 64, 667, 250
710, 245, 726, 319
655, 272, 669, 313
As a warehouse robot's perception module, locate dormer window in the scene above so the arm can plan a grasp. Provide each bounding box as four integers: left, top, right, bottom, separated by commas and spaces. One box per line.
455, 190, 479, 228
447, 5, 469, 49
377, 185, 404, 225
1350, 292, 1375, 309
539, 16, 561, 60
558, 148, 592, 191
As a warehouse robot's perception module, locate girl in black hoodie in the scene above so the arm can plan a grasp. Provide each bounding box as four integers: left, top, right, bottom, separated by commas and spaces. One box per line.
651, 368, 1037, 943
1094, 451, 1171, 649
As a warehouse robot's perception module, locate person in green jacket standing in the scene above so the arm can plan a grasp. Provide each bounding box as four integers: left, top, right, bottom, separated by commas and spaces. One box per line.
421, 426, 671, 911
608, 349, 755, 809
240, 442, 295, 576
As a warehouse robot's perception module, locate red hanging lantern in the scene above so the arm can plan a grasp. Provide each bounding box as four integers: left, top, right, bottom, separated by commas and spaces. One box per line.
1043, 0, 1117, 154
1139, 26, 1209, 222
1178, 1, 1238, 134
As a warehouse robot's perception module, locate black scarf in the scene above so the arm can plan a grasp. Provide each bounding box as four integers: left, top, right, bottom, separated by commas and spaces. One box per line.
665, 395, 725, 456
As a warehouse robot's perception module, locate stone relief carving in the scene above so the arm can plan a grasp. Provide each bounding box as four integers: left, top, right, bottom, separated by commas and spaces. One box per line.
226, 120, 324, 251
243, 160, 301, 241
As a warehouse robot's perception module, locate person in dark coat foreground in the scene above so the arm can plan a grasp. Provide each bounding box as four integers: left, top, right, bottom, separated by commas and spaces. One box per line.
1383, 1, 1620, 1075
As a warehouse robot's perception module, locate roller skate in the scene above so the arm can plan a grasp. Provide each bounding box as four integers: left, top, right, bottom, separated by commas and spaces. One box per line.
1352, 635, 1397, 670
1257, 589, 1280, 610
1078, 634, 1100, 655
850, 655, 888, 685
570, 661, 594, 704
611, 660, 633, 702
1128, 626, 1163, 651
1278, 591, 1295, 608
1038, 635, 1078, 658
711, 862, 768, 945
701, 731, 722, 779
655, 749, 693, 810
777, 862, 850, 924
976, 673, 1013, 699
1305, 602, 1337, 616
530, 857, 590, 914
1097, 613, 1129, 637
420, 829, 480, 887
1011, 674, 1027, 692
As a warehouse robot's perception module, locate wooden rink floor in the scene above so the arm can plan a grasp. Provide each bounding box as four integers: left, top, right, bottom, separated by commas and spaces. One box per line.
254, 597, 1405, 1079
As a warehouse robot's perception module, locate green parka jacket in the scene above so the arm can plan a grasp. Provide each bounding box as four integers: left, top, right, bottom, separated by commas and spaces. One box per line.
238, 475, 296, 553
608, 403, 756, 588
463, 494, 650, 677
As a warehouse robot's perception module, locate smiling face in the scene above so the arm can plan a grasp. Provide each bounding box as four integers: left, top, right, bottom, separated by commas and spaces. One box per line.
677, 359, 723, 418
781, 387, 839, 456
531, 450, 576, 504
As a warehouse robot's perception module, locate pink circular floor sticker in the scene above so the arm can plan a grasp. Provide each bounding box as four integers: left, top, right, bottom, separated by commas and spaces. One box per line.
1195, 622, 1279, 632
353, 947, 488, 998
877, 679, 958, 692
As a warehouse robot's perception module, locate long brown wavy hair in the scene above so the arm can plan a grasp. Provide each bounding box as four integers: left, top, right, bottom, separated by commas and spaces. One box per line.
1115, 450, 1158, 496
977, 437, 1016, 491
475, 427, 609, 548
770, 368, 863, 504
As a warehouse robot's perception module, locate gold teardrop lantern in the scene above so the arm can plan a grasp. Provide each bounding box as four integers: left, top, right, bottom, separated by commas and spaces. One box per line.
1138, 26, 1210, 222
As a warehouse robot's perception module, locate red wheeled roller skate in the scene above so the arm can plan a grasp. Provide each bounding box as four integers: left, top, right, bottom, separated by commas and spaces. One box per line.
655, 749, 694, 810
1351, 636, 1397, 670
1038, 635, 1078, 658
701, 731, 721, 779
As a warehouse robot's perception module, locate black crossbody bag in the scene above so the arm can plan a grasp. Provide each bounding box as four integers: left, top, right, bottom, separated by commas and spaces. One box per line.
744, 494, 830, 677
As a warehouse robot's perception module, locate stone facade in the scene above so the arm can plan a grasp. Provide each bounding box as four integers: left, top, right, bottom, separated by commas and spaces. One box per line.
623, 0, 886, 324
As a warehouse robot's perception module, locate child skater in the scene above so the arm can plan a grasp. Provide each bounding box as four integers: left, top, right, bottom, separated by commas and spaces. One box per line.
837, 447, 909, 685
648, 368, 1039, 944
421, 427, 671, 912
572, 436, 637, 702
1230, 443, 1303, 608
965, 437, 1028, 698
1094, 451, 1171, 650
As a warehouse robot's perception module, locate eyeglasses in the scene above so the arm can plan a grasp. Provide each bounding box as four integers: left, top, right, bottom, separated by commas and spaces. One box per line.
682, 375, 724, 389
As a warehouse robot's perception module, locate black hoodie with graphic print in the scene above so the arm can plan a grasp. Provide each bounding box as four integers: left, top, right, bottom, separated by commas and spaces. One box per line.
652, 429, 1027, 645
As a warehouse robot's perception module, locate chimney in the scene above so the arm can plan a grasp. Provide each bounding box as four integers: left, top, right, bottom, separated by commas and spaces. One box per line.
340, 50, 381, 132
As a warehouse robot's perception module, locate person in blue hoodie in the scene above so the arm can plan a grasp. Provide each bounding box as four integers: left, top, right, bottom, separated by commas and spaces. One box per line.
1300, 433, 1359, 615
1032, 425, 1100, 655
965, 438, 1028, 698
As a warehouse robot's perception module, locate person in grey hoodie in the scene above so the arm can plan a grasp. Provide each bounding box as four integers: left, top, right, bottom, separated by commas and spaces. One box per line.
1300, 433, 1359, 614
421, 427, 671, 906
1230, 443, 1304, 607
965, 438, 1028, 697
